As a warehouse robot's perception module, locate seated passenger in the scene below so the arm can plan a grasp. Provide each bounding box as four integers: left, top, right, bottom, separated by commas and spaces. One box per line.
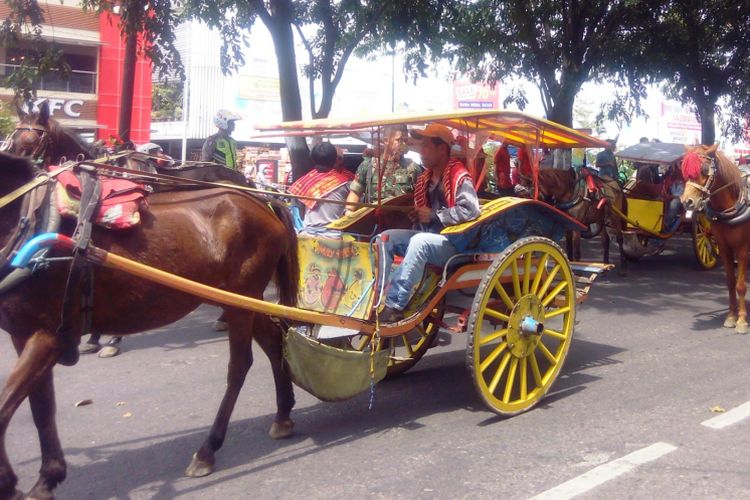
494, 143, 514, 196
379, 124, 481, 322
662, 163, 684, 232
288, 142, 354, 237
345, 125, 420, 214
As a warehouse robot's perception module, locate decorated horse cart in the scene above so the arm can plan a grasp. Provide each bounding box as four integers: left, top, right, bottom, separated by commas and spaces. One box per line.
614, 141, 719, 269
0, 110, 612, 497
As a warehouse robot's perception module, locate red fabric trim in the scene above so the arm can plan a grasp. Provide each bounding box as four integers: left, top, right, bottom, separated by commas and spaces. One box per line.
288, 168, 354, 209
681, 152, 703, 181
414, 158, 471, 209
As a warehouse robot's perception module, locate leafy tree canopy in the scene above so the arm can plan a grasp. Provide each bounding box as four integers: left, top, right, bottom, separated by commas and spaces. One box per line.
645, 0, 750, 144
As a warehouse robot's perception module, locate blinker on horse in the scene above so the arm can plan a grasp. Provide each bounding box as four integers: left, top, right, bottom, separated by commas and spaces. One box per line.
0, 152, 299, 499
680, 144, 750, 334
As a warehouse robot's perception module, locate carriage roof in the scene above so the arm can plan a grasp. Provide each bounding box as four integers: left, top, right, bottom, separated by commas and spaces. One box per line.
615, 142, 687, 166
254, 110, 609, 149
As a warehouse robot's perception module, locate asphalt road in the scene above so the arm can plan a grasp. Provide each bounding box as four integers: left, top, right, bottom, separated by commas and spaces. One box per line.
3, 234, 750, 499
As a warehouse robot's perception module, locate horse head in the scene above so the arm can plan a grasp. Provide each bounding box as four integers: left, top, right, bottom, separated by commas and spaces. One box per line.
2, 101, 92, 167
2, 101, 53, 165
680, 144, 720, 212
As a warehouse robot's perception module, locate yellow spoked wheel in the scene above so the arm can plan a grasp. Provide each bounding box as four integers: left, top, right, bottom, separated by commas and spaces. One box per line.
692, 214, 718, 270
350, 300, 445, 378
466, 237, 575, 416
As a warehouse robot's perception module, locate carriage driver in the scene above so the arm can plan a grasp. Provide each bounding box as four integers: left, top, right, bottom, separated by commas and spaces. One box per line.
378, 124, 481, 322
201, 110, 241, 169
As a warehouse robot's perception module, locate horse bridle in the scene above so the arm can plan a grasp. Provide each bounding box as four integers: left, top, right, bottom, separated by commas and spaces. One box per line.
1, 124, 51, 164
685, 152, 749, 219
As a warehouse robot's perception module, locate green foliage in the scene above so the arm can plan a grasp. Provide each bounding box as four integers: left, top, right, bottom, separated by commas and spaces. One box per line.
151, 82, 183, 121
413, 0, 655, 127
0, 101, 15, 137
643, 0, 750, 143
1, 0, 184, 101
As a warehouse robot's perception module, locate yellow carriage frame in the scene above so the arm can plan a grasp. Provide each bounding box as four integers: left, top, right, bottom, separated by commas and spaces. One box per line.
15, 111, 613, 416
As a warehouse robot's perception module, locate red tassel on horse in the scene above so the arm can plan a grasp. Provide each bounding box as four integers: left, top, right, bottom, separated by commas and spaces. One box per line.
681, 152, 703, 180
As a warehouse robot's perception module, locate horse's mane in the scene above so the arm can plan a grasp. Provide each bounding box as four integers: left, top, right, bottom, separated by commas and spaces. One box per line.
715, 150, 742, 198
46, 117, 94, 160
537, 167, 577, 193
687, 145, 742, 198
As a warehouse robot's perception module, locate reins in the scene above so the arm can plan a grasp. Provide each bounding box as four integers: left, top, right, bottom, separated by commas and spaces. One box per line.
75, 160, 415, 213
0, 165, 74, 211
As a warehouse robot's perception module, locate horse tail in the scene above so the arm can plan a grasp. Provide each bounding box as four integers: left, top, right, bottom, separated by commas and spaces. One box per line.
268, 198, 299, 306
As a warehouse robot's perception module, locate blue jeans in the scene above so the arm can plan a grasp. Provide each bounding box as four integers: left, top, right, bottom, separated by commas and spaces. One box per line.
379, 229, 458, 310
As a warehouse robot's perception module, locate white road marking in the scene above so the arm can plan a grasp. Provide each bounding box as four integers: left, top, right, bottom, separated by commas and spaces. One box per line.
701, 400, 750, 429
530, 442, 678, 500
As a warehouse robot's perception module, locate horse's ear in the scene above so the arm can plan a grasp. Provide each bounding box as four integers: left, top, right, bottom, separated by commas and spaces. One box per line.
38, 100, 50, 126
706, 144, 719, 155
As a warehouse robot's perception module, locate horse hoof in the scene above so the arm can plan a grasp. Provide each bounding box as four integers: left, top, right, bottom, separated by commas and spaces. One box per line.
212, 320, 228, 332
185, 453, 214, 478
269, 419, 294, 439
735, 323, 749, 335
97, 345, 121, 358
79, 343, 101, 354
724, 317, 737, 328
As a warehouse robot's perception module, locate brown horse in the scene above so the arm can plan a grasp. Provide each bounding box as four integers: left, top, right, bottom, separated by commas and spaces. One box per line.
4, 101, 251, 187
527, 168, 627, 273
0, 152, 299, 498
681, 144, 750, 334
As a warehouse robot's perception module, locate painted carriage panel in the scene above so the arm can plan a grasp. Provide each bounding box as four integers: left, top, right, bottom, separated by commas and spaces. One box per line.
625, 198, 664, 232
297, 237, 375, 319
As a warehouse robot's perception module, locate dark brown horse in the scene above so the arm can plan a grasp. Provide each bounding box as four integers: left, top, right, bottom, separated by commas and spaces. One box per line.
681, 144, 749, 333
0, 152, 299, 498
4, 100, 251, 187
527, 168, 627, 273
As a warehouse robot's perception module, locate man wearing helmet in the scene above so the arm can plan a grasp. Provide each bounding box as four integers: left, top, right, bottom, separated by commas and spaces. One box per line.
201, 109, 242, 169
137, 142, 174, 169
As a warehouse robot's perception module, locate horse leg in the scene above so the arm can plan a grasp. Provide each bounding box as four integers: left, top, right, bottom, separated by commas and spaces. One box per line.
572, 231, 581, 261
601, 227, 611, 265
0, 332, 60, 499
565, 231, 574, 260
252, 316, 295, 439
617, 230, 627, 276
720, 248, 738, 328
26, 370, 66, 500
186, 310, 256, 478
735, 249, 749, 334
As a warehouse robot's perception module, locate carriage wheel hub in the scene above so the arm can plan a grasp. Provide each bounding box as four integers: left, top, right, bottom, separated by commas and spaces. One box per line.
507, 294, 545, 358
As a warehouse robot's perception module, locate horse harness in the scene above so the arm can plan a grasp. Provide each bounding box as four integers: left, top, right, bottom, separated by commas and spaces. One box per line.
688, 153, 750, 225
1, 124, 52, 165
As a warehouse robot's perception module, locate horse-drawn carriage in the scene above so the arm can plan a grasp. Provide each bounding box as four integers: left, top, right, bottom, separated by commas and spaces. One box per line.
614, 141, 719, 269
0, 109, 612, 498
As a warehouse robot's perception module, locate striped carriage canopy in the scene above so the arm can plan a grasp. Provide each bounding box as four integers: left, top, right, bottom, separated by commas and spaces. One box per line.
253, 110, 609, 149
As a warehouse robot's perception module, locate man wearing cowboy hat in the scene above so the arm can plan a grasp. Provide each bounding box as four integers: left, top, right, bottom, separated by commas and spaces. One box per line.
379, 124, 481, 322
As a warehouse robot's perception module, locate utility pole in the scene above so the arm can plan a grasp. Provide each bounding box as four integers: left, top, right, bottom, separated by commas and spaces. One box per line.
117, 30, 137, 142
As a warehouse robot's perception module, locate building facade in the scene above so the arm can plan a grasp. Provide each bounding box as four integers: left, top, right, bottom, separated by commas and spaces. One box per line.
0, 0, 152, 143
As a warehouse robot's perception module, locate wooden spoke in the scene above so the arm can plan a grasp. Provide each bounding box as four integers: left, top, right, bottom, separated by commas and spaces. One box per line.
503, 357, 519, 403
531, 253, 550, 294
544, 306, 570, 319
511, 259, 522, 299
541, 281, 569, 307
488, 352, 512, 394
529, 352, 543, 386
484, 308, 510, 323
493, 282, 515, 310
479, 328, 509, 346
537, 341, 557, 365
520, 357, 528, 400
480, 341, 508, 372
536, 263, 561, 299
543, 328, 567, 341
401, 335, 415, 356
523, 251, 532, 295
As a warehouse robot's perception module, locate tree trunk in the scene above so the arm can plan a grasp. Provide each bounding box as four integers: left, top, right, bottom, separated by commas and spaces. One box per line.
117, 31, 138, 142
267, 17, 311, 181
546, 89, 575, 127
698, 104, 716, 145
